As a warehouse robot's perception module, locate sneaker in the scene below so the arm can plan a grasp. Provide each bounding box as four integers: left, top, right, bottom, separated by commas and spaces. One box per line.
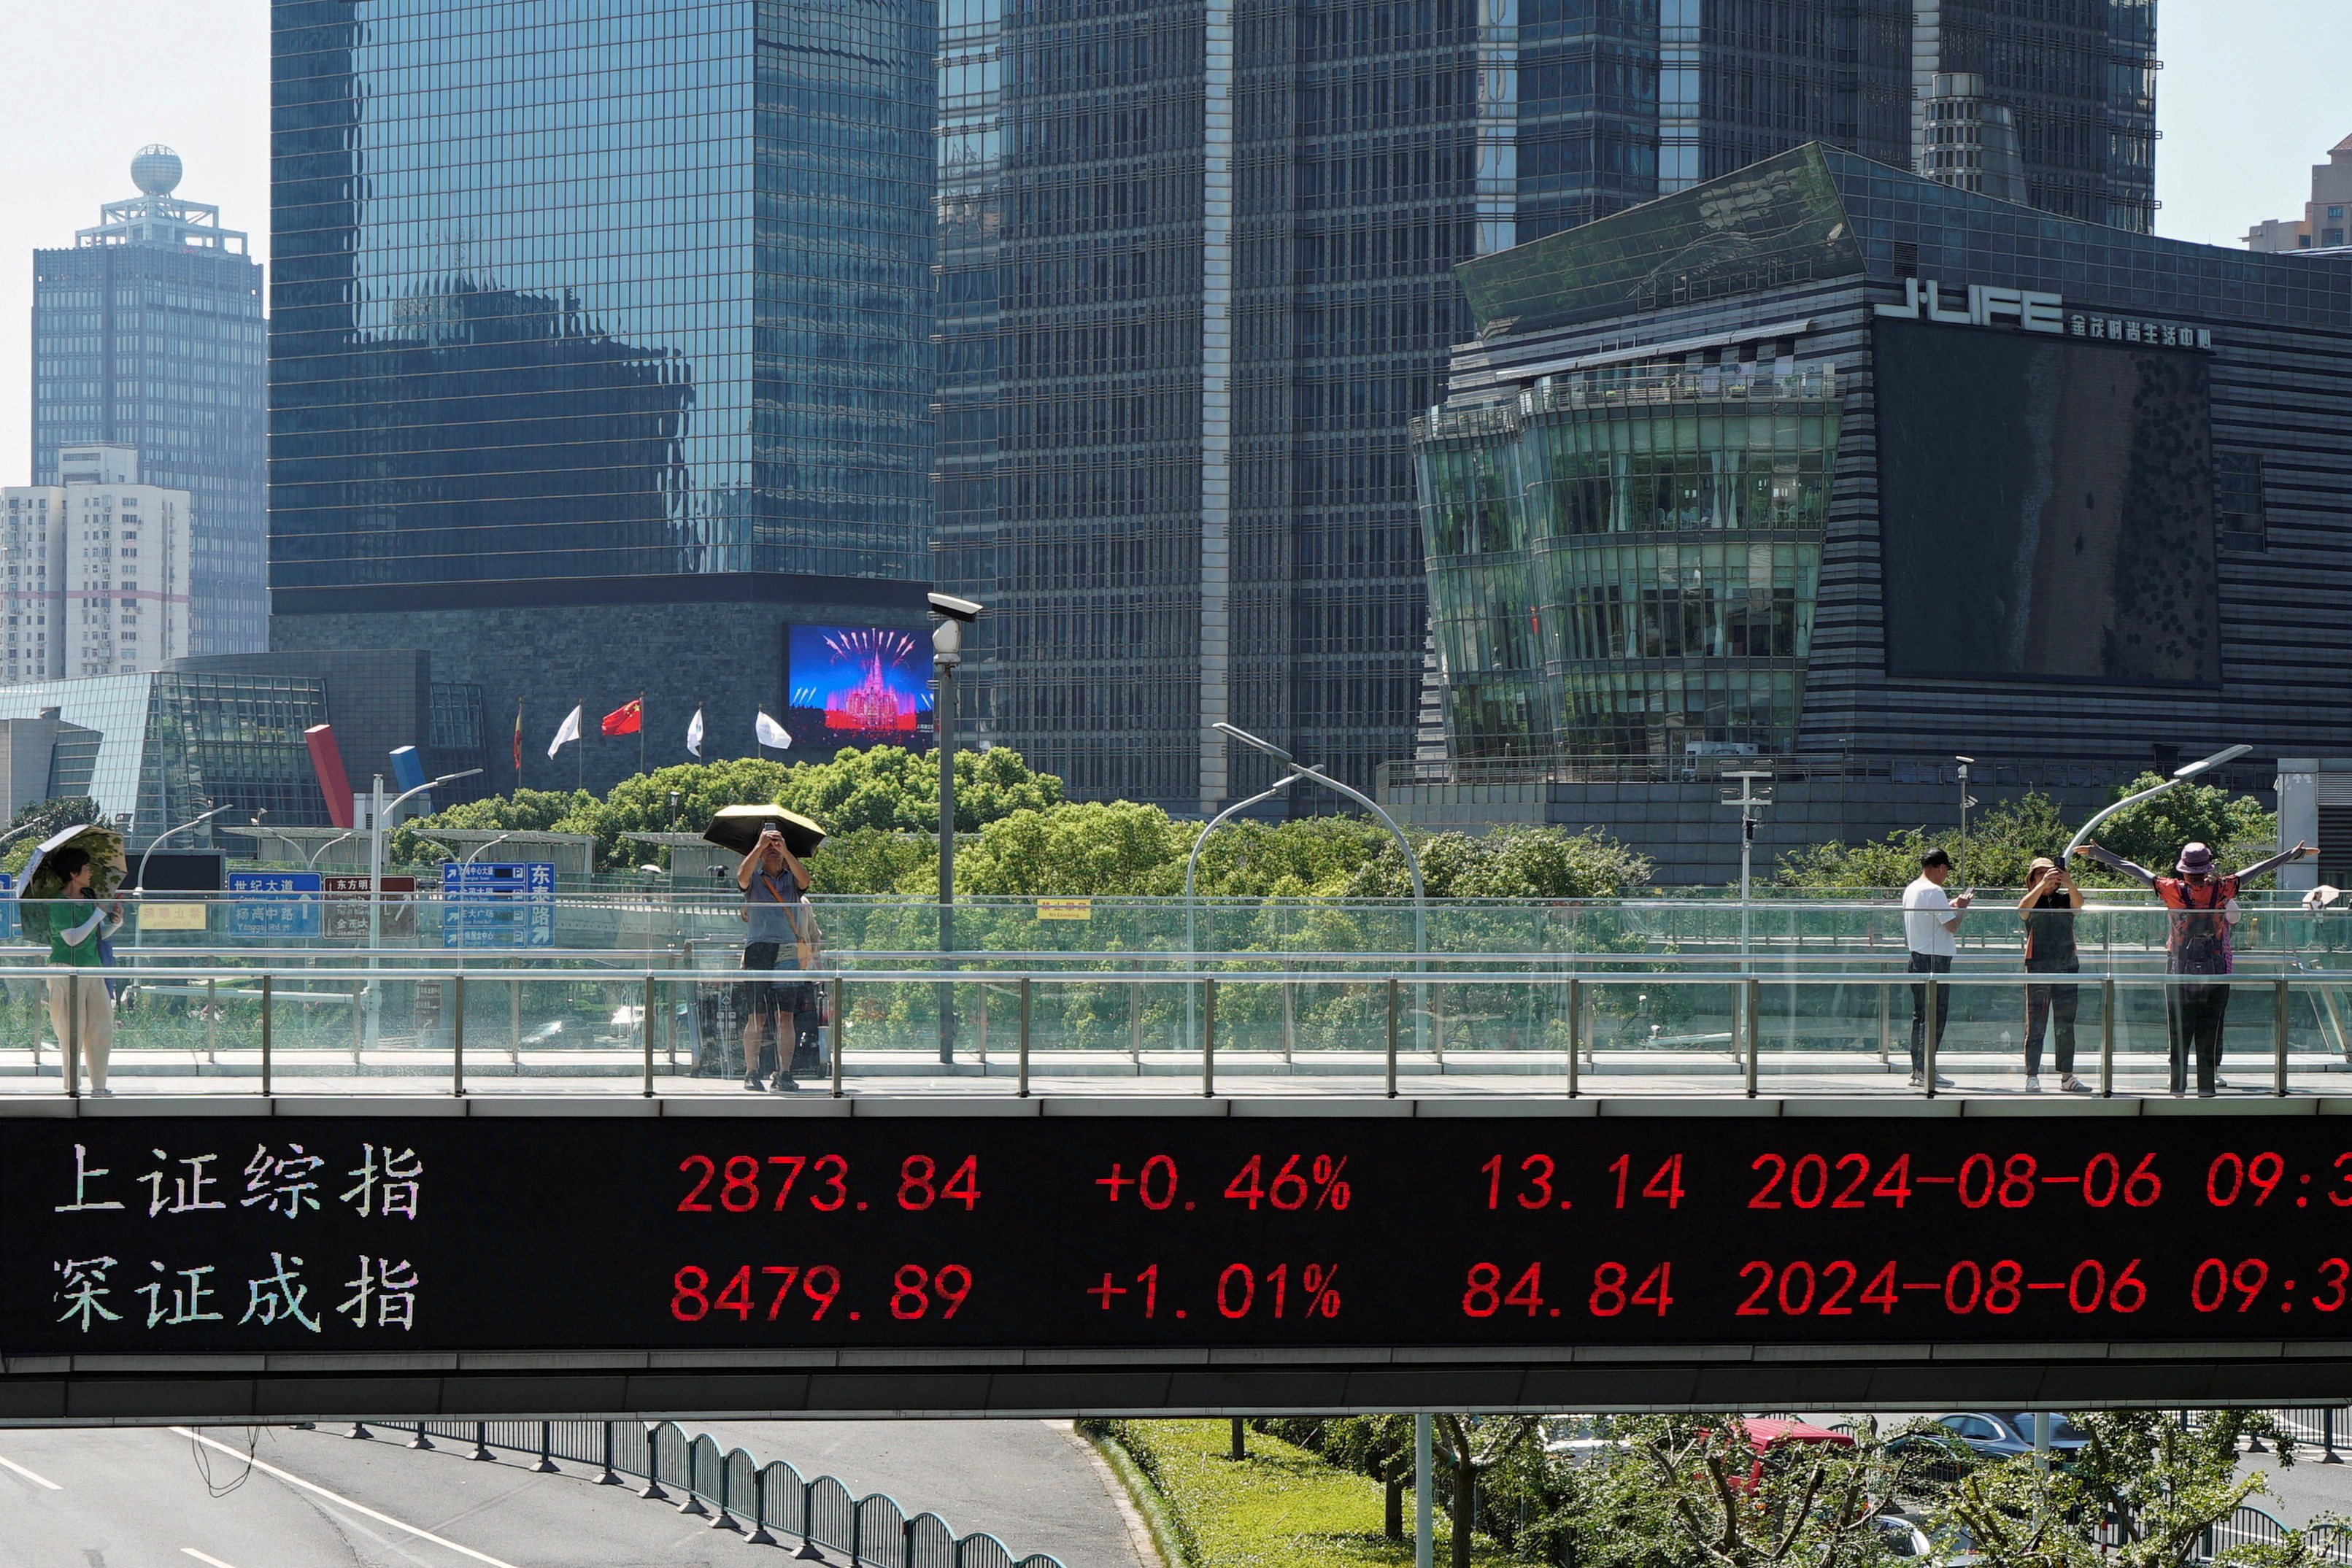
2060, 1074, 2091, 1093
2026, 1074, 2042, 1092
1907, 1073, 1923, 1087
742, 1075, 766, 1092
771, 1075, 797, 1093
2214, 1075, 2230, 1090
1933, 1073, 1955, 1089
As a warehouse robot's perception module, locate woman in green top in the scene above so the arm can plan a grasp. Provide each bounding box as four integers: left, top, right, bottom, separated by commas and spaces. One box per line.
42, 847, 122, 1094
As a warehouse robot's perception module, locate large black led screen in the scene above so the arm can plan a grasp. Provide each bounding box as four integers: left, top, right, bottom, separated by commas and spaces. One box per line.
1875, 320, 2220, 685
13, 1114, 2352, 1356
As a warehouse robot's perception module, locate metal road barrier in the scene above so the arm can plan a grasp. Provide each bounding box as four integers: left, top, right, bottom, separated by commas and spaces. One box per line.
351, 1418, 1066, 1568
6, 958, 2352, 1099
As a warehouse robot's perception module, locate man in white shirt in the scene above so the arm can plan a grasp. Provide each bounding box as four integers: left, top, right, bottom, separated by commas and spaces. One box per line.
1901, 848, 1971, 1087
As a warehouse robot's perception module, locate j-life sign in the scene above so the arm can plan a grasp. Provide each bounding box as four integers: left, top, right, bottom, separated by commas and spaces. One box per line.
1877, 277, 2213, 350
1875, 277, 2064, 332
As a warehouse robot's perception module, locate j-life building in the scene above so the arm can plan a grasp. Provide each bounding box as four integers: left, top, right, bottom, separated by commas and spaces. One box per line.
1400, 144, 2352, 884
268, 0, 937, 794
936, 0, 2159, 816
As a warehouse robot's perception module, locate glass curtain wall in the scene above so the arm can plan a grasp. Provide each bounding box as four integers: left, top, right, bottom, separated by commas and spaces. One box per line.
1416, 366, 1840, 759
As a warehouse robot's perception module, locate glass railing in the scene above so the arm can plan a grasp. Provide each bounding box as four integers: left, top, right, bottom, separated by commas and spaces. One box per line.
31, 893, 2352, 973
4, 959, 2348, 1101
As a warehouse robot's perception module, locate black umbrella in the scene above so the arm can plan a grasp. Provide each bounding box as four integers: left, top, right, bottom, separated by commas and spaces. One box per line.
703, 804, 827, 859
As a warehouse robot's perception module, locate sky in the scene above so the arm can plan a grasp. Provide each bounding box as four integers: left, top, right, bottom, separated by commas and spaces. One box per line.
0, 0, 2345, 484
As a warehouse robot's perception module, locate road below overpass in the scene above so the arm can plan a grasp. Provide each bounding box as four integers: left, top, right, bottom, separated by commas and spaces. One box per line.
0, 1421, 1140, 1568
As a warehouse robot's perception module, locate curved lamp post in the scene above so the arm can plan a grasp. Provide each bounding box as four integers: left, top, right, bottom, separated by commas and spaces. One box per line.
2064, 745, 2253, 861
463, 832, 517, 868
363, 768, 482, 1053
1183, 773, 1297, 1049
137, 803, 232, 895
304, 830, 358, 871
1213, 722, 1428, 1050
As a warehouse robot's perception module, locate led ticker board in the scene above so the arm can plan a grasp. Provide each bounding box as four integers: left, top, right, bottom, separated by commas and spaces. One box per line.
19, 1114, 2352, 1365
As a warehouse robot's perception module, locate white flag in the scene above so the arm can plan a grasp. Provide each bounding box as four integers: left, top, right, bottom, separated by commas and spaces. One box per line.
547, 704, 582, 759
755, 711, 791, 750
685, 706, 704, 758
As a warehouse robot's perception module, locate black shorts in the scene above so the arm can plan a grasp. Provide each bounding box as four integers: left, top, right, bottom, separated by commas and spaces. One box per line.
734, 941, 802, 1017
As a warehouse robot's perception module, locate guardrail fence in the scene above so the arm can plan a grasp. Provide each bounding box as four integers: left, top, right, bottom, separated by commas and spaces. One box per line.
7, 959, 2352, 1099
354, 1419, 1065, 1568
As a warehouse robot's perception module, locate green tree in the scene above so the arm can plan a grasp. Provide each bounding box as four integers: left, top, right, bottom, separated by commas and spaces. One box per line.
1541, 1415, 1916, 1568
389, 788, 595, 866
1929, 1410, 2309, 1568
957, 800, 1191, 896
390, 748, 1066, 873
3, 797, 103, 875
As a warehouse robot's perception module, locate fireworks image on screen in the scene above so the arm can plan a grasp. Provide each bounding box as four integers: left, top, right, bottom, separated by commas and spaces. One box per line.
787, 626, 932, 742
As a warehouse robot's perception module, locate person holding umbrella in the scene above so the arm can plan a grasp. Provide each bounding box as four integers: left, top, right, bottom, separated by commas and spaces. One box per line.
736, 822, 813, 1092
20, 835, 125, 1094
2076, 837, 2316, 1094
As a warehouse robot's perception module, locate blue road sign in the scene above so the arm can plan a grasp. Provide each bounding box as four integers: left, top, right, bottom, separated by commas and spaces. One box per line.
228, 870, 323, 941
440, 861, 555, 949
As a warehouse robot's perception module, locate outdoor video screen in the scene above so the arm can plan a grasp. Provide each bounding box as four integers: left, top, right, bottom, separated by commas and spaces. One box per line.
1874, 319, 2221, 686
784, 624, 933, 749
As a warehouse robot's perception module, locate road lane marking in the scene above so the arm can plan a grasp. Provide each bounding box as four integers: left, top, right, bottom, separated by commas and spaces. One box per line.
182, 1550, 241, 1568
169, 1429, 522, 1568
0, 1452, 62, 1489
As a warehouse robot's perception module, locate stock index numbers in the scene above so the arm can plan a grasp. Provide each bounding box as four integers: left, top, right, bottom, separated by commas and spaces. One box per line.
9, 1115, 2352, 1356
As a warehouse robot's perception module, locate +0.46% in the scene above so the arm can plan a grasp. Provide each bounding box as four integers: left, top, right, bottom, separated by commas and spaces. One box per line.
1094, 1154, 1353, 1212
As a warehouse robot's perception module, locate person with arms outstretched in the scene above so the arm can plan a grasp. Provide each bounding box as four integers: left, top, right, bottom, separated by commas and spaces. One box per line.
2075, 838, 2314, 1095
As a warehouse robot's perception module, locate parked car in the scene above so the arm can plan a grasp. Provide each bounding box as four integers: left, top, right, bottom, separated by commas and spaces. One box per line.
1927, 1412, 2090, 1461
1877, 1511, 1980, 1566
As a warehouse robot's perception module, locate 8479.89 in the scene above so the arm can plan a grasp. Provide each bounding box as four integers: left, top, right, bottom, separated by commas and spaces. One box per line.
1460, 1261, 1673, 1318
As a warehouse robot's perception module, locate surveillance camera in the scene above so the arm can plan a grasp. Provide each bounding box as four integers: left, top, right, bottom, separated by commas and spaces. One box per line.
928, 592, 984, 623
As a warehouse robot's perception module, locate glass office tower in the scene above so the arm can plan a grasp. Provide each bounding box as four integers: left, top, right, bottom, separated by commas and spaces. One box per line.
943, 0, 2159, 815
32, 148, 268, 655
270, 0, 933, 595
268, 1, 936, 792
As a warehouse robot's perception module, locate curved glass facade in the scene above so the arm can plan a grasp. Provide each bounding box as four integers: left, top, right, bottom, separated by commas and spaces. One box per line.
1416, 366, 1840, 759
271, 0, 933, 595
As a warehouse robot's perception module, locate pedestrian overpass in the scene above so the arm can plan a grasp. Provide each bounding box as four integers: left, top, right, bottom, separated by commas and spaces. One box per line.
9, 938, 2352, 1424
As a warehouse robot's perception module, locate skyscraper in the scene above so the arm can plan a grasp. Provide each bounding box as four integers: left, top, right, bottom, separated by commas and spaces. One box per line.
268, 0, 938, 792
2, 445, 193, 681
942, 0, 2160, 814
32, 147, 266, 656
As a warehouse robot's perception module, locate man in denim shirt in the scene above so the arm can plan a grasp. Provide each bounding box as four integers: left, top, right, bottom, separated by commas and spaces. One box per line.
737, 825, 811, 1090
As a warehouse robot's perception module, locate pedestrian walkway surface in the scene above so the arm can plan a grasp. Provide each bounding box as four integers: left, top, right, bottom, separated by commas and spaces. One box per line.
682, 1418, 1147, 1568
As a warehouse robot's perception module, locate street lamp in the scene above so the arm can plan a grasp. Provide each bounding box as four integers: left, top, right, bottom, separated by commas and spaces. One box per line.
362, 768, 482, 1054
1183, 773, 1298, 1047
463, 832, 517, 867
304, 830, 358, 871
137, 803, 232, 895
1214, 722, 1428, 1048
930, 592, 982, 1066
1954, 756, 1977, 882
2064, 744, 2253, 861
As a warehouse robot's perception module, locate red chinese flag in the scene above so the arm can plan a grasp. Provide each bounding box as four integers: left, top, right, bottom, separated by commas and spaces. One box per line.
601, 698, 644, 737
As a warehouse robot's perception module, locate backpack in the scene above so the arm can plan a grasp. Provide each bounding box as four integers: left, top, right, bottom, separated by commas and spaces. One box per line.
2162, 876, 2236, 975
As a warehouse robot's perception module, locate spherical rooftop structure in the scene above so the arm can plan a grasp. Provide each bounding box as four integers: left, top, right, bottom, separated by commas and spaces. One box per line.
130, 145, 182, 197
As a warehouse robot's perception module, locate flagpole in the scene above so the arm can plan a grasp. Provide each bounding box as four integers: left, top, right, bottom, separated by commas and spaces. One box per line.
577, 698, 585, 794
639, 691, 647, 777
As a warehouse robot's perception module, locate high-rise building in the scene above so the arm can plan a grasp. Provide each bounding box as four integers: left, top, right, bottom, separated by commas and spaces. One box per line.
32, 147, 266, 656
1, 446, 193, 682
268, 1, 938, 794
2247, 132, 2352, 253
941, 0, 2160, 814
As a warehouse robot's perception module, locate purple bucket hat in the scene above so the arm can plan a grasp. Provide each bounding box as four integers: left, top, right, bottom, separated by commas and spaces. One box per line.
2177, 842, 2216, 874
